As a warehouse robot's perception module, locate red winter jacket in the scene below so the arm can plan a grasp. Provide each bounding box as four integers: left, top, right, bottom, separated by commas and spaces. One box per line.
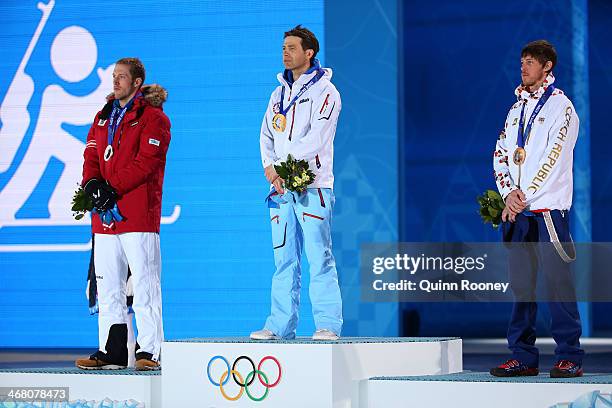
82, 85, 171, 234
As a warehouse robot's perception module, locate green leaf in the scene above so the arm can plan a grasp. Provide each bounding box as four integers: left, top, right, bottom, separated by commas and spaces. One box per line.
278, 169, 289, 179
487, 189, 502, 201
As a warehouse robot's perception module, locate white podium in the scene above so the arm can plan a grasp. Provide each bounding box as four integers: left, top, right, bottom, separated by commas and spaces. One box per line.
366, 372, 612, 408
0, 367, 160, 407
161, 337, 462, 407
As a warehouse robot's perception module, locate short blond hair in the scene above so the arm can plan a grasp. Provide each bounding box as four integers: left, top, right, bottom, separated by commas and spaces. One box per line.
116, 57, 145, 83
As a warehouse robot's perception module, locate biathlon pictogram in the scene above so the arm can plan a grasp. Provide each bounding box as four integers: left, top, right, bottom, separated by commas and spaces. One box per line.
207, 355, 282, 402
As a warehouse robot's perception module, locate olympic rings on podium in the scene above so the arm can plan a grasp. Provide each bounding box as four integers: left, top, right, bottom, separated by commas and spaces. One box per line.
207, 355, 282, 401
219, 370, 244, 401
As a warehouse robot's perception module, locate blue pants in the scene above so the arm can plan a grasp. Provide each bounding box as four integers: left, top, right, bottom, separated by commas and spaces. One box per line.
264, 188, 343, 339
502, 210, 584, 367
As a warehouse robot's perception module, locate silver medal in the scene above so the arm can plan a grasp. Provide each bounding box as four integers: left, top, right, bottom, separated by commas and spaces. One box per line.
104, 145, 114, 161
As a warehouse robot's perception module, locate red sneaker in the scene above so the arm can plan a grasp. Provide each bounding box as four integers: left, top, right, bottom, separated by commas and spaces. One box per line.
490, 359, 539, 377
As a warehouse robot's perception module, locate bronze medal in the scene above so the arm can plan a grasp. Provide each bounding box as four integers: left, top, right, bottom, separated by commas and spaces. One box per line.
513, 147, 526, 165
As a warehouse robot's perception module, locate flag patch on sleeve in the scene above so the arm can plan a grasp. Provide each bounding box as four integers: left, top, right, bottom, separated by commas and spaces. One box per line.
149, 138, 160, 146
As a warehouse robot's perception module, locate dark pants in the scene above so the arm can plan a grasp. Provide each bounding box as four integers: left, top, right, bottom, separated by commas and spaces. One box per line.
502, 210, 584, 368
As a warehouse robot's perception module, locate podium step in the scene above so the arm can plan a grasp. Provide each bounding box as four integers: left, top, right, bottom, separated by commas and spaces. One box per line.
366, 371, 612, 408
0, 367, 160, 407
162, 336, 462, 407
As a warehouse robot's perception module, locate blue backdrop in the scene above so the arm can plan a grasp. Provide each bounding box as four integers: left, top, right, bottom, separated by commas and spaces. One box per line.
0, 0, 327, 347
1, 0, 609, 347
0, 0, 401, 347
399, 0, 610, 337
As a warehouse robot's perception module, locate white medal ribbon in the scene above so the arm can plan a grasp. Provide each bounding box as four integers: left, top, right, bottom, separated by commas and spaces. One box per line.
542, 211, 576, 263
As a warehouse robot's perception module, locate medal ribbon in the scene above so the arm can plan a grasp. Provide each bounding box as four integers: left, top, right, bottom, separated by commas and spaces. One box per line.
279, 69, 325, 116
517, 85, 554, 148
92, 204, 124, 230
107, 92, 141, 149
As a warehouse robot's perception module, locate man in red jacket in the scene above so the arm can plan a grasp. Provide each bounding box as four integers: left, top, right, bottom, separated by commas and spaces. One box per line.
75, 57, 171, 371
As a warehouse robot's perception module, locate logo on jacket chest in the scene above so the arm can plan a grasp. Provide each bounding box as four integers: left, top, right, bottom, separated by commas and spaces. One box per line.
273, 102, 281, 114
298, 98, 310, 104
98, 119, 107, 126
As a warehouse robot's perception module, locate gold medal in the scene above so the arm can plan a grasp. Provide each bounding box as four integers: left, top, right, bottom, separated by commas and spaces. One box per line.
513, 147, 526, 165
272, 113, 287, 132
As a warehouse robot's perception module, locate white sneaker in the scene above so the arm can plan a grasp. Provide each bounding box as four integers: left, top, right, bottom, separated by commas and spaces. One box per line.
250, 329, 279, 340
312, 329, 339, 341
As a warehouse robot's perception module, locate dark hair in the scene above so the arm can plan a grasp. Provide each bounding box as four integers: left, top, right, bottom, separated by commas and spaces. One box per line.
116, 57, 146, 84
521, 40, 557, 73
284, 25, 319, 64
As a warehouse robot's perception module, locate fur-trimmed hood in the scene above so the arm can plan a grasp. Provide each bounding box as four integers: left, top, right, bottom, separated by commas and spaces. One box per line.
141, 84, 168, 107
105, 84, 168, 107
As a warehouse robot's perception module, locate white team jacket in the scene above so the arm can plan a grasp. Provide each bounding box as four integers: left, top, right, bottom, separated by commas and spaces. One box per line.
493, 73, 579, 211
260, 63, 341, 189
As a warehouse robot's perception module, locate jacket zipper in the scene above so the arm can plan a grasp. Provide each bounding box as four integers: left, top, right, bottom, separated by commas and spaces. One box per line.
303, 212, 324, 221
288, 105, 296, 141
286, 86, 295, 141
317, 188, 325, 208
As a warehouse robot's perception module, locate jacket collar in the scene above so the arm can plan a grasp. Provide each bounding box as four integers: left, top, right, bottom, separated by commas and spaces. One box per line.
112, 91, 144, 112
277, 59, 329, 89
515, 72, 556, 102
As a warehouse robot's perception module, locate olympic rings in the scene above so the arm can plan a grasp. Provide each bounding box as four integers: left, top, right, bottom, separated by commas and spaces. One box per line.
258, 355, 282, 388
219, 370, 244, 401
244, 370, 269, 402
207, 355, 230, 386
207, 355, 282, 401
232, 355, 256, 386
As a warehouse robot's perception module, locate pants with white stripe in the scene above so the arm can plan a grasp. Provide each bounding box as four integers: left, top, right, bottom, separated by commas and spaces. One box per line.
95, 232, 164, 361
264, 188, 343, 339
502, 210, 583, 367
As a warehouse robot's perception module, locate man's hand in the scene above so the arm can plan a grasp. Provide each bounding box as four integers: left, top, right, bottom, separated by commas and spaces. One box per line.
264, 164, 279, 184
501, 206, 518, 223
273, 177, 285, 194
84, 179, 118, 211
505, 189, 526, 214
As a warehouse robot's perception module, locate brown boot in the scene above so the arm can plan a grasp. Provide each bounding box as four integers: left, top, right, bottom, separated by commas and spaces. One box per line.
75, 351, 127, 370
135, 351, 161, 371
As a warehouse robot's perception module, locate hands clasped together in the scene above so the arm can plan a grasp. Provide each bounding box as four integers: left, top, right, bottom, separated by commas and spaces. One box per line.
84, 178, 118, 212
502, 189, 527, 223
265, 164, 285, 194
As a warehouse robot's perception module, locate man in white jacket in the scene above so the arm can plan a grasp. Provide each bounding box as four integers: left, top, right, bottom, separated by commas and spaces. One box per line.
252, 25, 343, 341
490, 40, 584, 378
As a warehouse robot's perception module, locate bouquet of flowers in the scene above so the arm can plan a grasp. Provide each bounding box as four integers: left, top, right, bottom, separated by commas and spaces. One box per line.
477, 189, 505, 228
71, 184, 93, 220
274, 154, 316, 193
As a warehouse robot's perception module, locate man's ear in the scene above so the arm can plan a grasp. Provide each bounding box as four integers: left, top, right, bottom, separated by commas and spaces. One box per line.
544, 61, 553, 73
305, 49, 314, 61
134, 77, 143, 88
